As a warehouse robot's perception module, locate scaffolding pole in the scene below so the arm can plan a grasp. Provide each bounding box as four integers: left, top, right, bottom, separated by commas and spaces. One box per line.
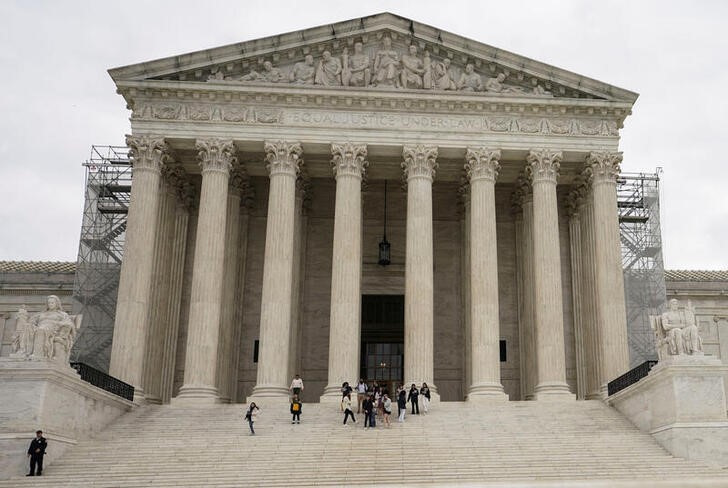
617, 170, 666, 367
70, 145, 131, 372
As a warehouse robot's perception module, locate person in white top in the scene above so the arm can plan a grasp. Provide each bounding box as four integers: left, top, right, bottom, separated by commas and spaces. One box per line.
290, 374, 304, 398
342, 392, 356, 425
356, 379, 367, 413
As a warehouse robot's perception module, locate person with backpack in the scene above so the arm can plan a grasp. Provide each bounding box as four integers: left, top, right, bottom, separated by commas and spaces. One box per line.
290, 394, 302, 424
363, 394, 376, 429
245, 402, 260, 435
342, 392, 356, 425
408, 383, 420, 415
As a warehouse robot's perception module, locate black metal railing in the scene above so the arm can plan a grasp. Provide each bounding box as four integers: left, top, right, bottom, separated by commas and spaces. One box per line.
607, 360, 657, 396
70, 362, 134, 401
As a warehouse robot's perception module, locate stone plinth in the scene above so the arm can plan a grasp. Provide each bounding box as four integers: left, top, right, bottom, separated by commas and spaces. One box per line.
0, 359, 133, 479
608, 355, 728, 467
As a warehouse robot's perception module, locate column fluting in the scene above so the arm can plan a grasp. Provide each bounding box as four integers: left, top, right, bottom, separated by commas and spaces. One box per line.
522, 188, 537, 400
176, 138, 235, 401
587, 152, 630, 396
322, 143, 367, 399
465, 148, 507, 399
250, 140, 303, 399
403, 145, 438, 393
109, 135, 171, 398
567, 182, 587, 399
527, 149, 573, 399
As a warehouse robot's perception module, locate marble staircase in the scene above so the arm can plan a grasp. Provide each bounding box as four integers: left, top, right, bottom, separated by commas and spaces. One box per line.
3, 400, 728, 487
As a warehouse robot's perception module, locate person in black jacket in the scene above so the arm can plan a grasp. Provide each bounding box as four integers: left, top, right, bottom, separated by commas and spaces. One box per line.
27, 430, 47, 476
420, 382, 431, 414
363, 394, 376, 428
397, 385, 407, 422
408, 383, 420, 415
290, 394, 302, 424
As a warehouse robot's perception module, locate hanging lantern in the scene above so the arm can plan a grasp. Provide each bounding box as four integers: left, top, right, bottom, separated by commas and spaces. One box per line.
378, 180, 391, 266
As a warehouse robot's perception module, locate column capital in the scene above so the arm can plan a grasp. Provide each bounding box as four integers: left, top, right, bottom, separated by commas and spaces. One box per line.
585, 151, 622, 184
264, 140, 303, 177
196, 138, 236, 174
510, 172, 532, 214
465, 147, 501, 183
526, 149, 562, 184
126, 134, 173, 173
229, 163, 250, 195
402, 145, 438, 181
566, 175, 589, 217
331, 143, 368, 179
164, 164, 196, 211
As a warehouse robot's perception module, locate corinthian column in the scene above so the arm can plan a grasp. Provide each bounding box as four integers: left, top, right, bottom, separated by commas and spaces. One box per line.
465, 148, 507, 399
586, 152, 630, 395
402, 145, 438, 394
176, 138, 235, 402
110, 135, 171, 398
250, 141, 303, 399
567, 181, 588, 399
322, 143, 368, 400
527, 149, 573, 399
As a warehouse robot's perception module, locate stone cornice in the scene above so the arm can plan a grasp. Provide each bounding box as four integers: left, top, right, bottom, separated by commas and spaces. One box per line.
331, 143, 368, 179
465, 148, 501, 183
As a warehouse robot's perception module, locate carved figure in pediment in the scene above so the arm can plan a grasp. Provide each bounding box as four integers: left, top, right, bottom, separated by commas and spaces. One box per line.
432, 58, 456, 90
342, 42, 371, 87
458, 63, 483, 92
315, 50, 342, 86
400, 45, 425, 89
207, 70, 225, 81
372, 37, 400, 87
240, 61, 284, 83
290, 55, 315, 84
532, 84, 553, 97
10, 306, 34, 358
650, 299, 703, 359
484, 72, 524, 94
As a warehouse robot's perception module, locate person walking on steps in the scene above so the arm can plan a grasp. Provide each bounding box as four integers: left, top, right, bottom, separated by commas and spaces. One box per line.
342, 392, 356, 425
26, 430, 46, 477
420, 382, 431, 414
408, 383, 420, 415
290, 374, 304, 399
382, 393, 392, 427
397, 385, 407, 422
356, 379, 367, 413
363, 394, 376, 428
245, 402, 260, 435
291, 394, 302, 424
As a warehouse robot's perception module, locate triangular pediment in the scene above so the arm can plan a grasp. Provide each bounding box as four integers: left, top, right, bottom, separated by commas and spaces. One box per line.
109, 12, 637, 103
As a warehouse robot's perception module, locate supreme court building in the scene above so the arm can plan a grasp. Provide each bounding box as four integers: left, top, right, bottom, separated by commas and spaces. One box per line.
106, 13, 637, 404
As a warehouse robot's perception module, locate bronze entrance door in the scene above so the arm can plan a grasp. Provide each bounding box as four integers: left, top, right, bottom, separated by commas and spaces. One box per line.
360, 294, 404, 395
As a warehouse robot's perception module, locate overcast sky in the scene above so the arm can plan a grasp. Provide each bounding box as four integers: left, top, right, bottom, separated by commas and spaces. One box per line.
0, 0, 726, 269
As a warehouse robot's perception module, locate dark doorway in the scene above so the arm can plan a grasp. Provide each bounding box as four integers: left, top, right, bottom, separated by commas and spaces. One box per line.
361, 295, 404, 394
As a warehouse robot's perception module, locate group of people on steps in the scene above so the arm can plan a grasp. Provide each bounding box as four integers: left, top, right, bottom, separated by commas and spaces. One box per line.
243, 375, 432, 434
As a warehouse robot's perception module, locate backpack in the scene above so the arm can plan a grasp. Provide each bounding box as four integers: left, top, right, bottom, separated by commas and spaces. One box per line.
292, 402, 300, 412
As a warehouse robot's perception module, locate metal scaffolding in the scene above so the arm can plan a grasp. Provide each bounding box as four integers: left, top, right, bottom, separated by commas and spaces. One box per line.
70, 145, 131, 372
618, 170, 666, 368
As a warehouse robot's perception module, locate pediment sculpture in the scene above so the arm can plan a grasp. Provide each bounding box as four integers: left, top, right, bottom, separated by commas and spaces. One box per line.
9, 295, 82, 364
206, 37, 553, 97
650, 299, 704, 359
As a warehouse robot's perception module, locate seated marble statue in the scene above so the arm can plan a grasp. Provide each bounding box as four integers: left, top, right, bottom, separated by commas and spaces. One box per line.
240, 61, 284, 83
400, 45, 425, 89
314, 51, 342, 86
651, 299, 703, 358
342, 43, 371, 87
290, 55, 315, 84
372, 37, 400, 87
9, 296, 82, 363
432, 58, 456, 90
457, 63, 483, 92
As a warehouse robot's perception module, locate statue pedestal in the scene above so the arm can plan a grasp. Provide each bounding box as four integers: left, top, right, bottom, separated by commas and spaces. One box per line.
0, 358, 134, 479
608, 355, 728, 467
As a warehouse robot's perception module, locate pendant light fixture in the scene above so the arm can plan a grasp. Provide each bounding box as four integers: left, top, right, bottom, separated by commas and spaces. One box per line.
378, 180, 391, 266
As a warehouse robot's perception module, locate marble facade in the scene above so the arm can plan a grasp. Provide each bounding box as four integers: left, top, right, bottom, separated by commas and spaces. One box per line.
105, 13, 637, 404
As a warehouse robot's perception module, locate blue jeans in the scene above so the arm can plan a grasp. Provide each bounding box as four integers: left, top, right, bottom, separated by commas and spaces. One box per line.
365, 411, 376, 428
